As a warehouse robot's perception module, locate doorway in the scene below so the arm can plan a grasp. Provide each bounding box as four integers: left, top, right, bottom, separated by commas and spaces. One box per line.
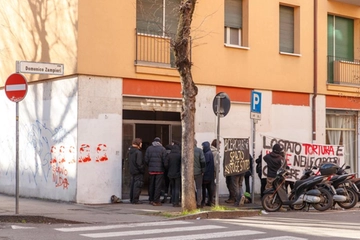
121, 110, 181, 199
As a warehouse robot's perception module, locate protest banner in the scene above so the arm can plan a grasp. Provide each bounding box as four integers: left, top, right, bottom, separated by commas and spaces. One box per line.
223, 138, 250, 176
261, 136, 344, 181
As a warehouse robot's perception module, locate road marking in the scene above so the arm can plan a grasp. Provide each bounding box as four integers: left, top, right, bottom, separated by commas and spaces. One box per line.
80, 225, 225, 238
55, 220, 191, 232
11, 225, 36, 229
254, 236, 307, 240
132, 230, 265, 240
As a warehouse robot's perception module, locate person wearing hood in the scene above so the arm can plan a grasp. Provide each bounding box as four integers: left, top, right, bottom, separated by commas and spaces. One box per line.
263, 143, 285, 190
145, 137, 167, 206
129, 138, 145, 204
201, 141, 215, 207
164, 140, 182, 207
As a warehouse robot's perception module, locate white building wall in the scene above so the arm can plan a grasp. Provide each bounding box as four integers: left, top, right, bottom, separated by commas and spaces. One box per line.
0, 77, 78, 201
77, 76, 123, 204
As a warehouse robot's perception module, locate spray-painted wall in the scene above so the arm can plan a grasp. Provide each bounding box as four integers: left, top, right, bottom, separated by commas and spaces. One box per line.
0, 77, 78, 201
0, 76, 123, 204
76, 76, 123, 204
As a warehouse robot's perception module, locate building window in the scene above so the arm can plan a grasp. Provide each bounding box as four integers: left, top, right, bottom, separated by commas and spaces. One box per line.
327, 15, 355, 84
136, 0, 179, 36
326, 110, 357, 172
224, 0, 243, 46
280, 5, 294, 53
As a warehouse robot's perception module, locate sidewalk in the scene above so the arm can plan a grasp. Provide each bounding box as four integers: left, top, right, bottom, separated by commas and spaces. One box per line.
0, 194, 263, 224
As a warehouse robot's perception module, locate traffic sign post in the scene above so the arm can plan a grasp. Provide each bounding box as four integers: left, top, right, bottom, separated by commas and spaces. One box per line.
250, 90, 262, 204
5, 73, 28, 102
212, 92, 231, 206
5, 73, 28, 214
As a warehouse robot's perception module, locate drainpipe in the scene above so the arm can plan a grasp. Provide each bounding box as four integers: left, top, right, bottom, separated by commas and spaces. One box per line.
312, 0, 318, 143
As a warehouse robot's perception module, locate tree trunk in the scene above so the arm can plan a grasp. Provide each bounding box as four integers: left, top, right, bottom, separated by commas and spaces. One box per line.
173, 0, 197, 212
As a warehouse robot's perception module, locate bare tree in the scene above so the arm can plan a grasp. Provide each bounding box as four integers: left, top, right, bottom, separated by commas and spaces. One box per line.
172, 0, 198, 211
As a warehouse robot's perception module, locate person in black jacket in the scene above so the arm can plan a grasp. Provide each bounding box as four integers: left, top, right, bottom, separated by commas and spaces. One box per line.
164, 141, 182, 207
255, 152, 267, 198
263, 143, 285, 190
145, 137, 167, 206
201, 141, 215, 207
129, 138, 144, 204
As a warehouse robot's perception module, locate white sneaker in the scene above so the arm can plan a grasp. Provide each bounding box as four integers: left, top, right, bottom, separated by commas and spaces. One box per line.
239, 196, 246, 205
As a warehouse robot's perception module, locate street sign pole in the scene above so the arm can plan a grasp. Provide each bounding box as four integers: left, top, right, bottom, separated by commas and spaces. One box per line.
250, 91, 262, 204
5, 72, 28, 214
212, 92, 231, 206
15, 102, 19, 214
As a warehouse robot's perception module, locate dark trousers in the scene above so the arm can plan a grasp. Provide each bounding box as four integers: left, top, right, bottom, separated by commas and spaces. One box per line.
148, 174, 164, 203
226, 176, 235, 200
245, 175, 251, 193
130, 174, 143, 203
169, 177, 181, 205
194, 174, 203, 206
231, 174, 245, 204
202, 180, 215, 205
260, 178, 267, 198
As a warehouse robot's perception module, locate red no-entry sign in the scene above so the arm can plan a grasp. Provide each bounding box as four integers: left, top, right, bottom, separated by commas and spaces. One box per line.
5, 73, 28, 102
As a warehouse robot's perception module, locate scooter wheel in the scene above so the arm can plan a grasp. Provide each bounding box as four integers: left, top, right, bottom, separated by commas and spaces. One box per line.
312, 187, 333, 211
337, 187, 359, 209
288, 193, 306, 210
262, 193, 282, 212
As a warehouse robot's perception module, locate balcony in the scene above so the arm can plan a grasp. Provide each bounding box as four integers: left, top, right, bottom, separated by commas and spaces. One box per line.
329, 0, 360, 6
328, 56, 360, 86
135, 29, 176, 68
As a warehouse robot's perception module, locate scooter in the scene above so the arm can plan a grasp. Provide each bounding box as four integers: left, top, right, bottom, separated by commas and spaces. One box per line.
262, 167, 333, 212
297, 163, 359, 209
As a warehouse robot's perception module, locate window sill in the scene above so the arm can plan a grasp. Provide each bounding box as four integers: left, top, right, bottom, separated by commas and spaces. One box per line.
135, 63, 179, 77
279, 52, 301, 57
224, 44, 250, 50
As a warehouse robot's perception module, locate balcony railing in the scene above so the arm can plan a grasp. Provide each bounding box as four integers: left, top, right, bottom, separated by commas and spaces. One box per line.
327, 56, 360, 86
135, 29, 176, 68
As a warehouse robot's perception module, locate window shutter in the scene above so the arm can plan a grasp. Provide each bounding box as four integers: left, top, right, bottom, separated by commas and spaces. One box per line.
225, 0, 242, 29
280, 5, 294, 53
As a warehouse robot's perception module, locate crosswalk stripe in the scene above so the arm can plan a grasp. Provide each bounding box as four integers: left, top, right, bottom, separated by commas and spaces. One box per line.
254, 236, 307, 240
80, 225, 226, 238
132, 230, 265, 240
55, 220, 191, 232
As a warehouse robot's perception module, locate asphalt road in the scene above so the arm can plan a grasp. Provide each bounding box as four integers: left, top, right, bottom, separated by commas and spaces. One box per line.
1, 207, 359, 240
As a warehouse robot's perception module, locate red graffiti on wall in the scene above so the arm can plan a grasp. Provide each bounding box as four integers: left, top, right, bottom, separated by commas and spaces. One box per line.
50, 145, 72, 189
96, 144, 108, 162
79, 144, 91, 163
68, 146, 76, 164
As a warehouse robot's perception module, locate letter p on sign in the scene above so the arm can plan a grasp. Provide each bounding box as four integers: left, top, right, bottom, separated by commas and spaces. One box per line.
251, 91, 262, 114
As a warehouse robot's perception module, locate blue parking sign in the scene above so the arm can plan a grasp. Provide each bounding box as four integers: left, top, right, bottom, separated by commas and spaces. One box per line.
251, 91, 262, 113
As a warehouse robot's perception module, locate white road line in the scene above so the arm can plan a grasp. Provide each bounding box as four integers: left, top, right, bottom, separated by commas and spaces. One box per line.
80, 225, 226, 238
55, 220, 191, 232
254, 236, 307, 240
132, 230, 265, 240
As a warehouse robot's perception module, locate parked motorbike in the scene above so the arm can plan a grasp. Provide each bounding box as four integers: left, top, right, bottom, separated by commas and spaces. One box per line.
331, 164, 360, 208
297, 163, 359, 209
262, 167, 333, 212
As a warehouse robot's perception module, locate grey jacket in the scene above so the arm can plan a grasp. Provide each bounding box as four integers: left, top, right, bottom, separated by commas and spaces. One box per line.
194, 146, 206, 176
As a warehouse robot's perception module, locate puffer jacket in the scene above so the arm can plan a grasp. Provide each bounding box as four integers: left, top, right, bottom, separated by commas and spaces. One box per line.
194, 145, 206, 176
145, 141, 167, 172
164, 144, 182, 178
128, 145, 144, 175
263, 152, 284, 178
202, 141, 214, 182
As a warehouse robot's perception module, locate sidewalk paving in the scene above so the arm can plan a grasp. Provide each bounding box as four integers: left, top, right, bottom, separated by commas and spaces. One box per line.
0, 194, 263, 224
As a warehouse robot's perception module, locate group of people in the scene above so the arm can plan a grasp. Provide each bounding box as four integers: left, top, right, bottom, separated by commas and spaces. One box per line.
128, 137, 255, 208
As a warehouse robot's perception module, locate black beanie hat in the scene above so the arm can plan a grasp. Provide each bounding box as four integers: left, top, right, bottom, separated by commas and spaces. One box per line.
154, 137, 161, 142
272, 144, 283, 154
